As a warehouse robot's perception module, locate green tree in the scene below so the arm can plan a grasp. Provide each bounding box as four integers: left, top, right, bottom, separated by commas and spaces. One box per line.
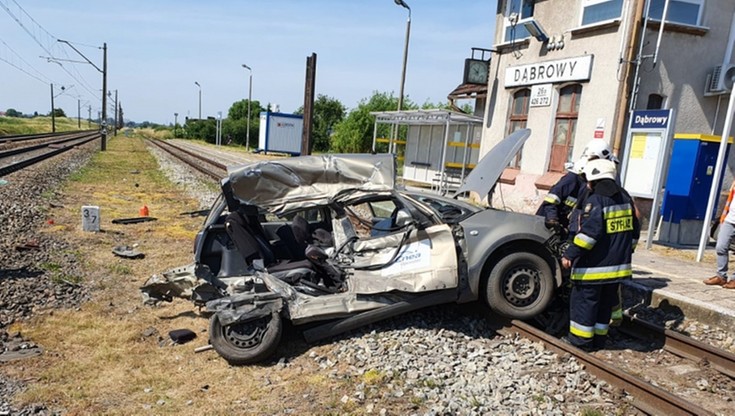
295, 95, 346, 153
5, 108, 22, 117
330, 91, 415, 153
50, 108, 66, 117
185, 118, 217, 143
227, 99, 263, 146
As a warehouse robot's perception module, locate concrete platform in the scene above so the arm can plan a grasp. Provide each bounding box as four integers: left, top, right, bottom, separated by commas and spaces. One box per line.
626, 243, 735, 329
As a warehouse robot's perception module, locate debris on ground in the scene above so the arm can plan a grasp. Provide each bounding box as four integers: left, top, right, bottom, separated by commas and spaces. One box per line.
112, 245, 145, 259
111, 217, 157, 225
169, 329, 197, 344
15, 241, 40, 251
0, 332, 43, 362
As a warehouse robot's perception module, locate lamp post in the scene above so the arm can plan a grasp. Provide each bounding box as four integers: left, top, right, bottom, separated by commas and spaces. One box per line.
194, 81, 202, 119
174, 112, 178, 137
242, 64, 253, 150
57, 39, 107, 150
394, 0, 411, 112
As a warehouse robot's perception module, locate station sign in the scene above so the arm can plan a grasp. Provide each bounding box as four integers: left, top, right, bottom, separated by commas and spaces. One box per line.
505, 55, 593, 87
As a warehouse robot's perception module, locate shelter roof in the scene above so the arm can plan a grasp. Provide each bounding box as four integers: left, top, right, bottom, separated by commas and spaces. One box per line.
370, 109, 482, 126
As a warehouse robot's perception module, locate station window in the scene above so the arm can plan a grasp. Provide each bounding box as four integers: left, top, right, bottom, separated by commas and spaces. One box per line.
503, 0, 535, 43
648, 0, 703, 26
507, 88, 530, 168
580, 0, 623, 26
549, 84, 582, 173
647, 94, 665, 110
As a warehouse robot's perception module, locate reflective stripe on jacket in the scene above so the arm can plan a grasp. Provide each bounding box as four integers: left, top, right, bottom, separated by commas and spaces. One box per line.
563, 181, 640, 284
535, 171, 585, 228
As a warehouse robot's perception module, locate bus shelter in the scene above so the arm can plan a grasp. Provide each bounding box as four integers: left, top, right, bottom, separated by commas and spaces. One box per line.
370, 109, 483, 194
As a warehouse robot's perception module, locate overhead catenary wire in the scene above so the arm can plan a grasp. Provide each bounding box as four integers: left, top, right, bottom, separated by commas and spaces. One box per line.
0, 38, 53, 84
0, 0, 100, 101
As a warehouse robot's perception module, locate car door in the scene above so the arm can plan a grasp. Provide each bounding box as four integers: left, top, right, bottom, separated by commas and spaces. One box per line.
337, 192, 459, 295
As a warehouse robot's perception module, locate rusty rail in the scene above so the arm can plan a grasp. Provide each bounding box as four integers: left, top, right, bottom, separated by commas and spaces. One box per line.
622, 315, 735, 379
0, 133, 100, 177
146, 139, 225, 180
497, 318, 714, 416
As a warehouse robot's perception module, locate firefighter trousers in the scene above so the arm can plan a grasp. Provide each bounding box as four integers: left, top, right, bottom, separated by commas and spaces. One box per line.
568, 282, 619, 349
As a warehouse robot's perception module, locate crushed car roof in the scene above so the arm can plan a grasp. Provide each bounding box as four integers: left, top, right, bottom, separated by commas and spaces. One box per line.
227, 153, 395, 214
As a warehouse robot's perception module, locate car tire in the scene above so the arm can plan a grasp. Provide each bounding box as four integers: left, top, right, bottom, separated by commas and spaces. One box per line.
485, 252, 554, 320
209, 313, 282, 365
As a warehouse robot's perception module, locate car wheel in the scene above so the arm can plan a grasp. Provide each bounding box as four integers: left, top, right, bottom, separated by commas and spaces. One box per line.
485, 252, 554, 320
209, 313, 282, 365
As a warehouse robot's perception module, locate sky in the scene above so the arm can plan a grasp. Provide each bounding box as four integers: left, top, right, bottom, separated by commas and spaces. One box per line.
0, 0, 496, 125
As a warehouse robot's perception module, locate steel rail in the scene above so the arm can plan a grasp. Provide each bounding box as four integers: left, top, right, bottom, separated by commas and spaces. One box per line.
497, 318, 714, 416
0, 130, 93, 144
0, 134, 100, 177
622, 314, 735, 379
0, 131, 99, 159
146, 139, 224, 180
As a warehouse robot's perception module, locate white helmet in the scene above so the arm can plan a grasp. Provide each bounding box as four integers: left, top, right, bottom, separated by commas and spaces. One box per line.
572, 157, 587, 174
581, 139, 613, 161
584, 158, 617, 181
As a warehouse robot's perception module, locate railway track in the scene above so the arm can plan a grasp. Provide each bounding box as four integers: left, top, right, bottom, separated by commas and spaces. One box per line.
149, 137, 734, 414
0, 131, 100, 177
146, 138, 226, 180
0, 130, 92, 145
495, 316, 734, 415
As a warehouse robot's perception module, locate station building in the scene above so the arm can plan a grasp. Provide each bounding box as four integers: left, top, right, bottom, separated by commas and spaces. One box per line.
477, 0, 735, 222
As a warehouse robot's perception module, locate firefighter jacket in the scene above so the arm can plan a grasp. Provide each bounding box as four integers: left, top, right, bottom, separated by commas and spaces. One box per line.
563, 179, 640, 284
536, 171, 586, 229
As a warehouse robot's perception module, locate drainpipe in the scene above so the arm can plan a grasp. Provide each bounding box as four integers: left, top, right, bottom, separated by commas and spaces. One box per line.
612, 0, 647, 157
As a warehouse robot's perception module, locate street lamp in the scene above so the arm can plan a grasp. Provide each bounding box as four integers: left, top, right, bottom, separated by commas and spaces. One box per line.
242, 64, 253, 150
194, 81, 201, 119
394, 0, 411, 112
174, 112, 178, 137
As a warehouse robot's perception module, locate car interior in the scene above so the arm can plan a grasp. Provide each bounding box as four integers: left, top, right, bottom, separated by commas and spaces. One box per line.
196, 191, 422, 299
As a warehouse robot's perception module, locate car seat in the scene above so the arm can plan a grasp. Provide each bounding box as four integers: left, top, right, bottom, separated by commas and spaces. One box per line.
224, 210, 313, 282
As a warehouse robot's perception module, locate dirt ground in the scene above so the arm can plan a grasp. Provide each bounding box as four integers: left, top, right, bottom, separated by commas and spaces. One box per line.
3, 135, 419, 415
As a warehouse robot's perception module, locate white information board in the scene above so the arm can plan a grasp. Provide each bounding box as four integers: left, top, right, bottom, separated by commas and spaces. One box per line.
622, 132, 663, 197
620, 109, 674, 199
82, 205, 100, 232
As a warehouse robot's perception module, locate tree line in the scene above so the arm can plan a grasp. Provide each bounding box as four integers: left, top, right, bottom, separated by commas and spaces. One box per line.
178, 91, 469, 154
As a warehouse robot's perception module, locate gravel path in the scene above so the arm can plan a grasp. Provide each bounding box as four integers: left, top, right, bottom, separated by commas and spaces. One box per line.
0, 141, 96, 415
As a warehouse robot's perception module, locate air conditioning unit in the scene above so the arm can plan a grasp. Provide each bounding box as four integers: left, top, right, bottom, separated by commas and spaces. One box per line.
705, 64, 735, 96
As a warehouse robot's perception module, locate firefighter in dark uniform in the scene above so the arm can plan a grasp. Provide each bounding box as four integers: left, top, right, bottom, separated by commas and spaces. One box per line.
561, 159, 640, 351
568, 139, 629, 327
536, 157, 587, 238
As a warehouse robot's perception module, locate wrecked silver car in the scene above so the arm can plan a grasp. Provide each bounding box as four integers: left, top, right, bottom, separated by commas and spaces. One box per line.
141, 129, 563, 364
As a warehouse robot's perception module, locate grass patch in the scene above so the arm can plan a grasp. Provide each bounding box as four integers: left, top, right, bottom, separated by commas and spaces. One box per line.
40, 262, 82, 285
5, 132, 425, 415
0, 116, 92, 135
363, 368, 389, 385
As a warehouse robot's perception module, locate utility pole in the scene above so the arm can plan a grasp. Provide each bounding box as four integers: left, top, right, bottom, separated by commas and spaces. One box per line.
77, 99, 81, 128
88, 105, 92, 128
50, 83, 56, 133
301, 53, 316, 155
101, 42, 108, 150
113, 89, 118, 136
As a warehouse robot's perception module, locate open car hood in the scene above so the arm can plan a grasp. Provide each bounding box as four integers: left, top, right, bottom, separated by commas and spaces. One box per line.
453, 129, 531, 198
227, 153, 395, 214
